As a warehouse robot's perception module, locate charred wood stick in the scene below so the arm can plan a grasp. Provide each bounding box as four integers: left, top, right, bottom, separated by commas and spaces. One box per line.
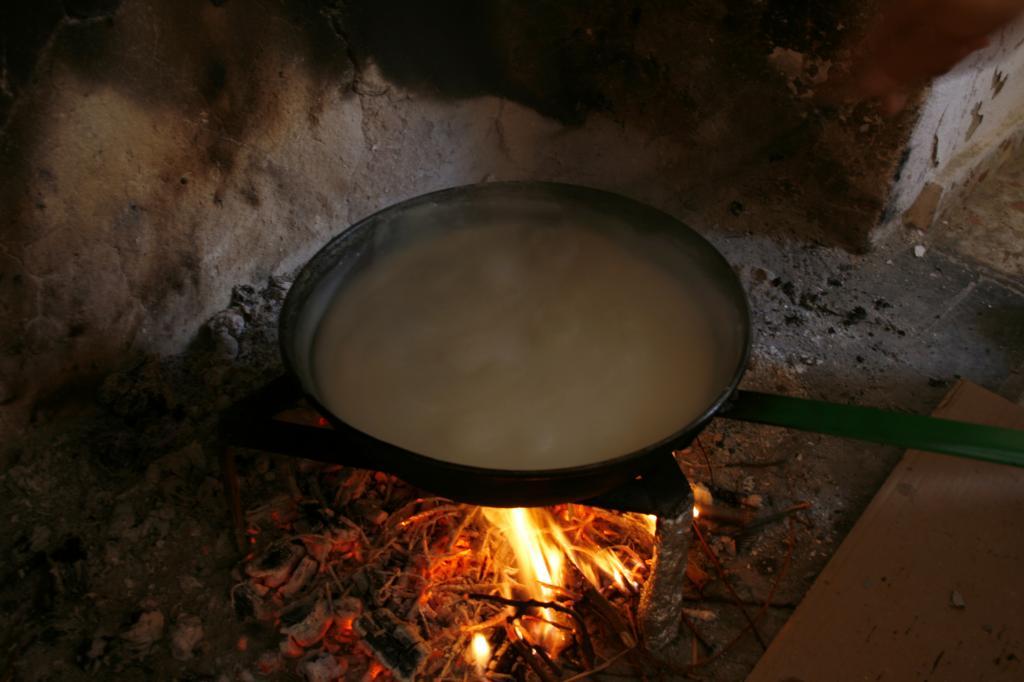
504, 622, 558, 682
574, 616, 597, 671
355, 608, 428, 681
694, 436, 717, 486
697, 505, 753, 526
467, 593, 595, 668
485, 627, 509, 675
395, 504, 460, 529
491, 639, 517, 677
533, 642, 563, 677
561, 646, 636, 682
519, 614, 574, 633
581, 586, 636, 648
444, 508, 477, 553
559, 555, 634, 651
465, 594, 577, 622
736, 502, 812, 535
705, 501, 812, 531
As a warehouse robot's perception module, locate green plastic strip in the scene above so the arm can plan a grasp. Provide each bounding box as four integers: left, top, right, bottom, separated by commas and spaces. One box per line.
723, 390, 1024, 468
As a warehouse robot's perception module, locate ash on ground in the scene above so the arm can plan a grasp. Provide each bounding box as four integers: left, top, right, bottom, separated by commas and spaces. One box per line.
4, 218, 1022, 682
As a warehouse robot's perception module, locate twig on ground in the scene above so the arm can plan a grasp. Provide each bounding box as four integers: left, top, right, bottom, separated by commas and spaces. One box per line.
720, 458, 790, 469
695, 436, 717, 487
685, 516, 798, 672
692, 520, 767, 650
562, 646, 635, 682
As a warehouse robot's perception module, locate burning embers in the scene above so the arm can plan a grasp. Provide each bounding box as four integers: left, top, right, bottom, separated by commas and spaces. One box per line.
466, 506, 657, 672
230, 466, 661, 680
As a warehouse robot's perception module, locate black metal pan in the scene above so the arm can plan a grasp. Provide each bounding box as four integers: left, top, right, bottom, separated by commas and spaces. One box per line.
225, 182, 1024, 508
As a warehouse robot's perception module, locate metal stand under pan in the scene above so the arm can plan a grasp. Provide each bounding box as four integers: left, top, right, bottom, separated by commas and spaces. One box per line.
219, 381, 694, 652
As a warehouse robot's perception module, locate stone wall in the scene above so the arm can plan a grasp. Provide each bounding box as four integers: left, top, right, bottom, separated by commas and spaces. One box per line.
1, 0, 913, 434
884, 15, 1024, 234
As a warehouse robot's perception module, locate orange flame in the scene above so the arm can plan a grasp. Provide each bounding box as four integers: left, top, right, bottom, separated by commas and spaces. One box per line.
482, 507, 567, 650
468, 632, 491, 674
478, 505, 655, 653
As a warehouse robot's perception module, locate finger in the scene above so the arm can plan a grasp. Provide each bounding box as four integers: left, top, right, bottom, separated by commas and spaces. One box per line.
881, 90, 910, 116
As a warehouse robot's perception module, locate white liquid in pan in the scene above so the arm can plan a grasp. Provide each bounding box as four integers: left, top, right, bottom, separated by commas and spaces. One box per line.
312, 223, 720, 470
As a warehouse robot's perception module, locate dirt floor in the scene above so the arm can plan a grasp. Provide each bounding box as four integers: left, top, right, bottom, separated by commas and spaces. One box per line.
2, 164, 1023, 681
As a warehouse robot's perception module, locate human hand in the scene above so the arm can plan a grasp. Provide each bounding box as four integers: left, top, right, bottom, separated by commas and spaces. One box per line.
828, 0, 1024, 114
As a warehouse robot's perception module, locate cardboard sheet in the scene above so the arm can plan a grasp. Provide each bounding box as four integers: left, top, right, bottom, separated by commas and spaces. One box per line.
748, 381, 1024, 682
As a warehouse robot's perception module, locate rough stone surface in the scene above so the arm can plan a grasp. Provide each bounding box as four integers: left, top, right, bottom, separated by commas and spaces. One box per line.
884, 14, 1024, 236
1, 0, 914, 435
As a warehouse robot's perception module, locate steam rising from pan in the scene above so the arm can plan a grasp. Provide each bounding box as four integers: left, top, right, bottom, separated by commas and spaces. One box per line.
310, 216, 731, 471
